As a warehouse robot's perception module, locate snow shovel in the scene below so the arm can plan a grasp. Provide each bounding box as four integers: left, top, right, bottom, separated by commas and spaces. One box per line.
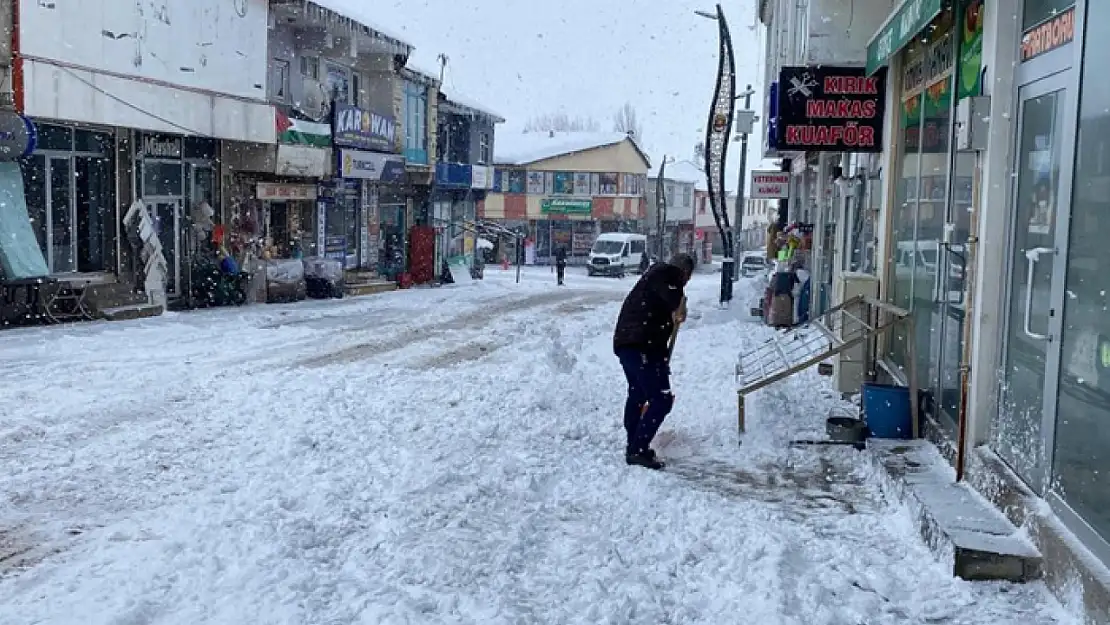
641, 296, 686, 417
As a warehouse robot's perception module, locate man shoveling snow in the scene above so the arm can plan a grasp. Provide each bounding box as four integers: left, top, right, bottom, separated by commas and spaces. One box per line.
612, 253, 693, 470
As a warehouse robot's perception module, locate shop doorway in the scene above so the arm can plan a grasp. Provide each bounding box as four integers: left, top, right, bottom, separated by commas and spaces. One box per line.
996, 70, 1076, 493
146, 198, 182, 296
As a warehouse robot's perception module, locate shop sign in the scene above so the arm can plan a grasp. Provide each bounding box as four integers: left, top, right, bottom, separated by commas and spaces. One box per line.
0, 112, 36, 160
471, 165, 493, 190
435, 162, 472, 188
256, 182, 317, 201
338, 149, 406, 182
866, 0, 943, 75
957, 0, 985, 99
902, 28, 954, 97
141, 134, 182, 159
766, 82, 780, 152
541, 198, 592, 214
275, 144, 329, 178
750, 171, 790, 199
775, 65, 886, 153
333, 103, 396, 152
1021, 6, 1075, 63
324, 236, 346, 263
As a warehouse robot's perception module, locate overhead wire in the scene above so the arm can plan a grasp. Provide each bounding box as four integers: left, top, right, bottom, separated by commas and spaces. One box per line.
59, 65, 211, 137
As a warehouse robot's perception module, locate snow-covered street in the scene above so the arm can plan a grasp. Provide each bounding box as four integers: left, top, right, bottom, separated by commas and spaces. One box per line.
0, 268, 1079, 625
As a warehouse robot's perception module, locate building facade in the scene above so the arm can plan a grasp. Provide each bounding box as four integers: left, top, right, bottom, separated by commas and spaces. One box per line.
737, 197, 776, 252
0, 0, 278, 316
760, 0, 1110, 617
648, 160, 700, 261
483, 132, 649, 265
433, 94, 504, 276
226, 0, 415, 300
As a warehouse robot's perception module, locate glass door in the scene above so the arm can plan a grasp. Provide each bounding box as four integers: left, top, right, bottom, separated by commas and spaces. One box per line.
147, 200, 181, 296
48, 156, 76, 273
934, 153, 977, 426
997, 72, 1073, 493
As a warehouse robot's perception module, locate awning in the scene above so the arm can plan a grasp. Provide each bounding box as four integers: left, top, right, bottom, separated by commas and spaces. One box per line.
865, 0, 943, 75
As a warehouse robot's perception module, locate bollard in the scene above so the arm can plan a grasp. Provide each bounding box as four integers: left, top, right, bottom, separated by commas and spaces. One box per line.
737, 391, 746, 443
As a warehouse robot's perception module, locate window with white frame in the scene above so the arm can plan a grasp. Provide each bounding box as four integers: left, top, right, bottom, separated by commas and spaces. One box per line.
681, 185, 692, 207
404, 80, 428, 162
479, 133, 491, 164
300, 56, 319, 80
352, 72, 363, 108
325, 61, 352, 105
269, 59, 290, 102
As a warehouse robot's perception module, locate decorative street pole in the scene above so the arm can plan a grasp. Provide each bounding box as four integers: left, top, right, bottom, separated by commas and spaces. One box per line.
698, 4, 737, 305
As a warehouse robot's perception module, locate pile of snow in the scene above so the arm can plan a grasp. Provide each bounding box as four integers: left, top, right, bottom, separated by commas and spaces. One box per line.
0, 269, 1082, 625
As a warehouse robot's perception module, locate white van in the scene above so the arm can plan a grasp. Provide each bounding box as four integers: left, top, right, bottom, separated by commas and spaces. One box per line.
587, 233, 648, 277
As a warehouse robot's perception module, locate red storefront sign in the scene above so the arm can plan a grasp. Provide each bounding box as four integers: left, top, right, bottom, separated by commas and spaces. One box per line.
776, 65, 887, 153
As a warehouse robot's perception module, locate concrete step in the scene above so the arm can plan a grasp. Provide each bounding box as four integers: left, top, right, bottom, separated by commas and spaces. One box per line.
868, 439, 1042, 582
84, 281, 147, 313
100, 303, 164, 321
345, 280, 397, 297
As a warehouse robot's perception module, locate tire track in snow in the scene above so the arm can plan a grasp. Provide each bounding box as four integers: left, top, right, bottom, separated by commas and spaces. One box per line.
293, 290, 577, 369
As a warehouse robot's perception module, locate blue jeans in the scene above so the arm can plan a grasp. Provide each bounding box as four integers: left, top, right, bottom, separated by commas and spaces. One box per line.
616, 348, 674, 454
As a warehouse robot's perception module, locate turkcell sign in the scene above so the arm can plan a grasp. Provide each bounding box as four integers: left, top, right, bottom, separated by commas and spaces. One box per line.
749, 171, 790, 199
337, 149, 405, 182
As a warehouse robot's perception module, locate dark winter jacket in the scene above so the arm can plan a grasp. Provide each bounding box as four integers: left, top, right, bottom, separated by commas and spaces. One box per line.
612, 262, 687, 359
554, 247, 567, 267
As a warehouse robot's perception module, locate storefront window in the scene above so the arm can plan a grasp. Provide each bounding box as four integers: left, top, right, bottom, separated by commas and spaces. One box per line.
404, 80, 428, 164
1022, 0, 1074, 30
1052, 0, 1110, 543
887, 88, 922, 373
20, 125, 116, 274
886, 8, 957, 396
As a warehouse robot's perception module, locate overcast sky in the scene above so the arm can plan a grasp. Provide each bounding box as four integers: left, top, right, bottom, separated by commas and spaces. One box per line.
329, 0, 772, 191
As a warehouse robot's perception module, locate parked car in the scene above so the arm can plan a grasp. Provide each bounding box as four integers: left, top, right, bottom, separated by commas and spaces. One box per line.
740, 253, 769, 277
587, 233, 648, 277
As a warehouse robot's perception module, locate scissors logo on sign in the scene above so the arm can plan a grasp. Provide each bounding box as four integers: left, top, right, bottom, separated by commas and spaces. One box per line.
787, 72, 817, 98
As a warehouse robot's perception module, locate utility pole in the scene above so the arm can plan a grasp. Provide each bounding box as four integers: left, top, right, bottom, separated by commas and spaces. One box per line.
436, 53, 449, 85
733, 84, 755, 281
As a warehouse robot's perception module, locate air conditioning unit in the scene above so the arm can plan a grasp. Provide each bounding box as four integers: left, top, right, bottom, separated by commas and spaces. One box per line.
833, 272, 879, 395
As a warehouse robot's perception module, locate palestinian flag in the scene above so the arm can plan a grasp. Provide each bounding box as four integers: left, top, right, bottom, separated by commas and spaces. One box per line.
275, 109, 331, 147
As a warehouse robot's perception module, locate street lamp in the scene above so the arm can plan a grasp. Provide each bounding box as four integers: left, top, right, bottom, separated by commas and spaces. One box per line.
732, 85, 756, 281
696, 4, 737, 305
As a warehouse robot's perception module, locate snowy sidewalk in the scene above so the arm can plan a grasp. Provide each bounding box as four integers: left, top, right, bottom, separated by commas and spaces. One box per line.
0, 269, 1080, 624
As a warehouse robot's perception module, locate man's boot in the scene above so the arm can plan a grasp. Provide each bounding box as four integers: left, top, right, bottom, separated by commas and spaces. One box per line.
625, 448, 664, 470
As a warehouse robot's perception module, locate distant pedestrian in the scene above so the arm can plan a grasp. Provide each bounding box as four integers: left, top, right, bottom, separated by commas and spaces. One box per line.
639, 250, 651, 274
554, 246, 568, 285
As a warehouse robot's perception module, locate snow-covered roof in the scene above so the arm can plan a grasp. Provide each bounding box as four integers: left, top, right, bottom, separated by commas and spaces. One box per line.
649, 159, 740, 194
494, 131, 648, 167
398, 62, 440, 89
302, 0, 413, 54
441, 91, 505, 124
651, 159, 704, 185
